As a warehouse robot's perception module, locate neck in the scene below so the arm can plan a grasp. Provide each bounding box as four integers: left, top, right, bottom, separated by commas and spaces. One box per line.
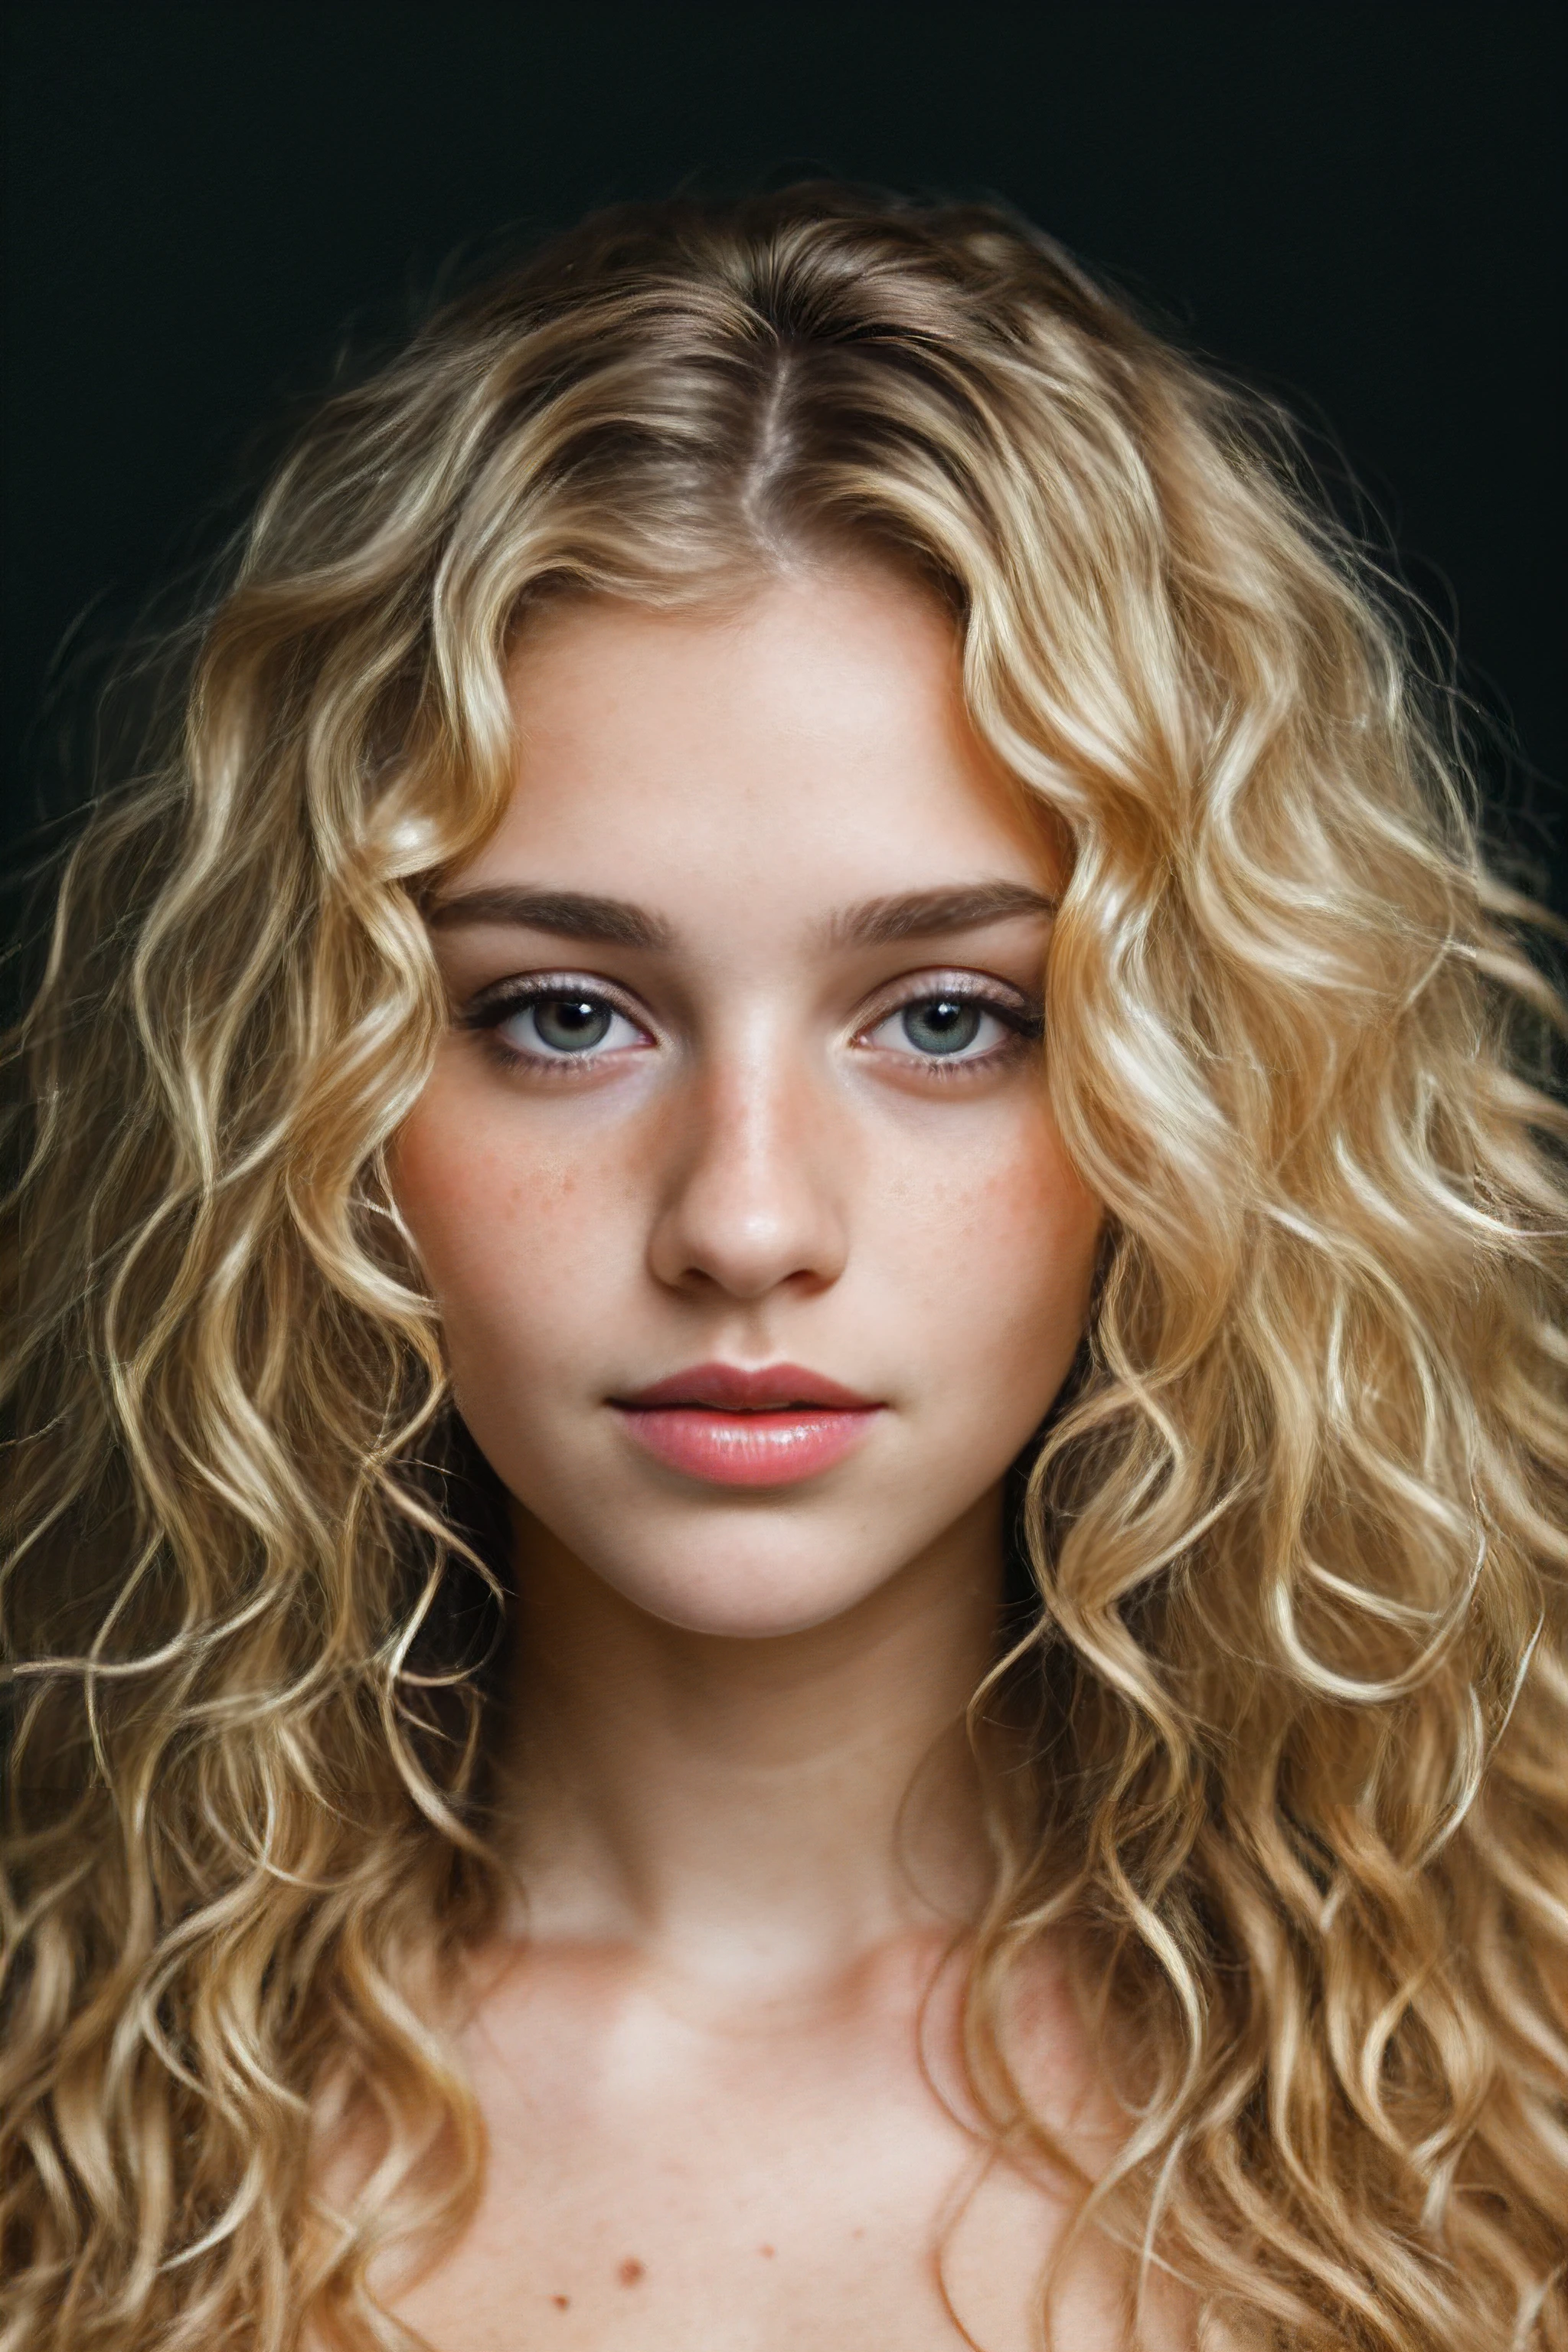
494, 1494, 1007, 1997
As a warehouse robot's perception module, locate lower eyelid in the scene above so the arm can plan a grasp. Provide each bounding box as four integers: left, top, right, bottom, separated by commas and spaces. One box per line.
482, 1033, 648, 1078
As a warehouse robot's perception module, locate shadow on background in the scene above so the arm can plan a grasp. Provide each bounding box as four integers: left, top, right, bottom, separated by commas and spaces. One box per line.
3, 3, 1563, 952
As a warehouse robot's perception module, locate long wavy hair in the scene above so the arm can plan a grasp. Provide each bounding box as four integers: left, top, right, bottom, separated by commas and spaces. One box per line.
3, 186, 1566, 2352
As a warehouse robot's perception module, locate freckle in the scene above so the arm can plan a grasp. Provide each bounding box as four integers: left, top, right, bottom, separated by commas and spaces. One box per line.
852, 2226, 865, 2239
617, 2256, 645, 2286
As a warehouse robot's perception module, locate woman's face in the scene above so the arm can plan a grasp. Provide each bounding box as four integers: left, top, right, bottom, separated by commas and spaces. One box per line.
394, 565, 1102, 1637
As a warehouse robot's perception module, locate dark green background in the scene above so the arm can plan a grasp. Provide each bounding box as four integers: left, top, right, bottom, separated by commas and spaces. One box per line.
3, 4, 1562, 897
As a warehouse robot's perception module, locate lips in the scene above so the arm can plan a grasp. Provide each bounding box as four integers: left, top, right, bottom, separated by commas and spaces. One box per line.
609, 1361, 882, 1486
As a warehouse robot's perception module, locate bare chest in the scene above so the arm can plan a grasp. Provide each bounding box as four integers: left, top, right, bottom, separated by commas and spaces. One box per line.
372, 1950, 1180, 2352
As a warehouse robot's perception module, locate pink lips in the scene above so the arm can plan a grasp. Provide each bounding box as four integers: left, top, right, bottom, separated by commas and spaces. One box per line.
610, 1361, 881, 1488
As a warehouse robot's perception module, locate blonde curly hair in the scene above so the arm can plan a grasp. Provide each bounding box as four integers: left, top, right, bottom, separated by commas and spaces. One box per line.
3, 186, 1565, 2351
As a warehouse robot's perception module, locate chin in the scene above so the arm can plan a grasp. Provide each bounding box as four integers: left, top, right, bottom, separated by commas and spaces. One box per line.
625, 1585, 883, 1642
611, 1552, 910, 1640
531, 1505, 925, 1642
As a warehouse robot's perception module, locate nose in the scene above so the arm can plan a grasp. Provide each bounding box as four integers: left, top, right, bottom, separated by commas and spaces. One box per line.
645, 1027, 849, 1301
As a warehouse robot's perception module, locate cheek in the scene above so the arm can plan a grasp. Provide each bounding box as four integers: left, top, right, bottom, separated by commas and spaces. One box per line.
993, 1116, 1102, 1308
390, 1067, 630, 1372
886, 1105, 1100, 1409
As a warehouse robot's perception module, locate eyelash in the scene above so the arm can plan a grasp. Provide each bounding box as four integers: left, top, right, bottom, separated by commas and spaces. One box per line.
860, 978, 1044, 1078
462, 975, 651, 1076
461, 973, 1044, 1078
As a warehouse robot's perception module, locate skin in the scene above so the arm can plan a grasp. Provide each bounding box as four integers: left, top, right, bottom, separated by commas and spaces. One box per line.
380, 566, 1187, 2349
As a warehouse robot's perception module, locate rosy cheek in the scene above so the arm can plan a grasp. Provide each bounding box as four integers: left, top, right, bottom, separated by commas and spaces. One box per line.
973, 1102, 1098, 1239
392, 1073, 531, 1292
969, 1123, 1102, 1349
394, 1070, 630, 1309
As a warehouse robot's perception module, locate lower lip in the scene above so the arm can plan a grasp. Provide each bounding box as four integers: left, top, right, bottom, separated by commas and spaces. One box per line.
612, 1405, 880, 1486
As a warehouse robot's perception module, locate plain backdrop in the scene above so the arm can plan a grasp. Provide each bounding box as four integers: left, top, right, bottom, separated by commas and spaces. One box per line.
2, 3, 1563, 913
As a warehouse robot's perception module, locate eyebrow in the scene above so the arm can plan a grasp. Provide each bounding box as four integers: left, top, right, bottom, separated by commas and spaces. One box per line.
823, 882, 1057, 948
426, 877, 1055, 953
427, 887, 675, 949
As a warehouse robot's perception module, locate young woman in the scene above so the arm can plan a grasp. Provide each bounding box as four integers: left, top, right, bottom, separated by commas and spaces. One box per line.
3, 187, 1565, 2352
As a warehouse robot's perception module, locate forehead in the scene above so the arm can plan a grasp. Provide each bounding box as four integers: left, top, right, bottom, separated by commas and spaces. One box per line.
469, 567, 1054, 920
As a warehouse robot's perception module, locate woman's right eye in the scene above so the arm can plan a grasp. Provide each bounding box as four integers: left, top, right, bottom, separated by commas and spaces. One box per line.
477, 988, 649, 1064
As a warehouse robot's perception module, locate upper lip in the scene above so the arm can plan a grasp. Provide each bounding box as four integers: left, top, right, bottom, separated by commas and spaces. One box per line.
612, 1361, 880, 1411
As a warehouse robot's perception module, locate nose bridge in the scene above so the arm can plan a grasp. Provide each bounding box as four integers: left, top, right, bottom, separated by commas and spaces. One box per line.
649, 1007, 847, 1299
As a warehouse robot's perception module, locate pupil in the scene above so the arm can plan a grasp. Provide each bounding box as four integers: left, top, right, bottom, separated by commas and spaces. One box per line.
534, 996, 611, 1051
902, 998, 981, 1056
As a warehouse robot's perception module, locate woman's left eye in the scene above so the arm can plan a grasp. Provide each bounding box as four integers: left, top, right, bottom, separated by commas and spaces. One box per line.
862, 993, 1024, 1063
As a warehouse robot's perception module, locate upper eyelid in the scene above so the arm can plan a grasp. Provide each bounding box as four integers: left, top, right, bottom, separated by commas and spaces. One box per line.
462, 969, 651, 1021
875, 965, 1033, 996
854, 968, 1040, 1021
